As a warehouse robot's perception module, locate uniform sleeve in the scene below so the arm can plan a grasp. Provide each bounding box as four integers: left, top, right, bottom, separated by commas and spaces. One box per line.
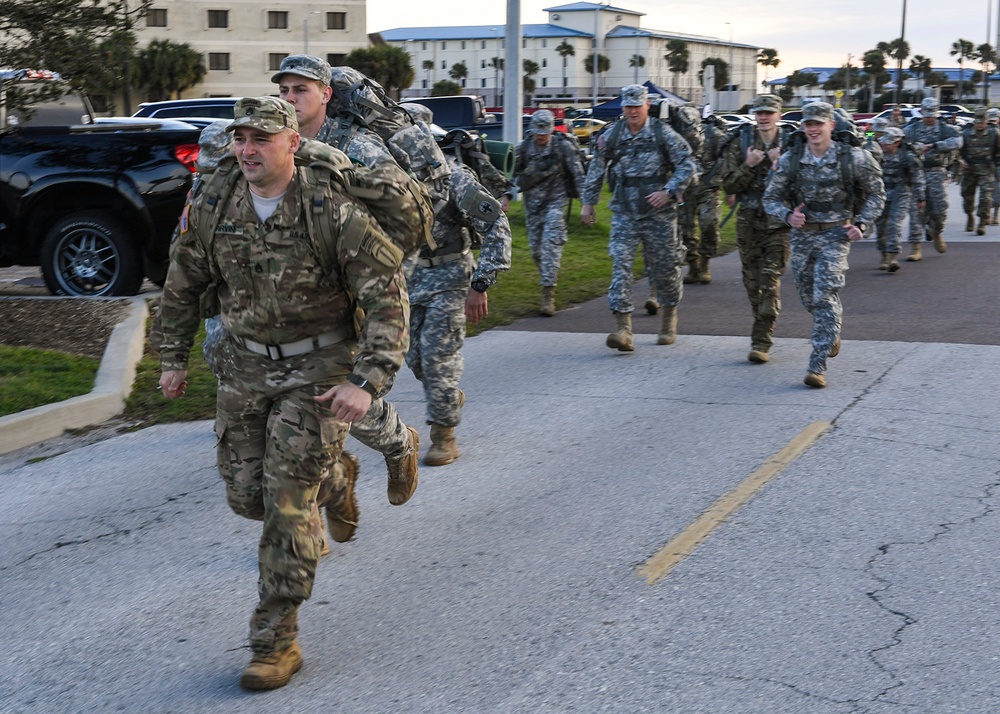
563, 137, 589, 198
910, 152, 926, 202
719, 138, 754, 196
854, 148, 886, 226
453, 166, 511, 287
937, 126, 963, 153
581, 129, 610, 205
663, 128, 696, 197
761, 153, 794, 224
158, 197, 214, 372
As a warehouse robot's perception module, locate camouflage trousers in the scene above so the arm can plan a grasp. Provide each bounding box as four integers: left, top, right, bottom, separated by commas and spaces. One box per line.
215, 341, 352, 654
678, 183, 722, 260
207, 319, 408, 459
909, 168, 949, 242
961, 167, 996, 219
875, 188, 911, 255
406, 262, 469, 427
789, 228, 851, 375
608, 209, 685, 313
525, 201, 570, 286
736, 209, 788, 352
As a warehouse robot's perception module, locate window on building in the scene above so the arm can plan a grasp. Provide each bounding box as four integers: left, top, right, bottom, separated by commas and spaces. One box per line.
542, 58, 547, 68
522, 39, 527, 49
481, 59, 486, 69
207, 10, 228, 28
146, 8, 167, 27
441, 42, 447, 50
268, 53, 288, 71
542, 39, 547, 48
542, 78, 548, 87
208, 53, 230, 71
481, 79, 487, 87
461, 41, 466, 49
461, 79, 466, 88
326, 53, 346, 66
326, 12, 346, 30
481, 40, 486, 49
268, 11, 288, 29
422, 42, 427, 50
422, 79, 427, 89
441, 60, 446, 69
563, 77, 568, 87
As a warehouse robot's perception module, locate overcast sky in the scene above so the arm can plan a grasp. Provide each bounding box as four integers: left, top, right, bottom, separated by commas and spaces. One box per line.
368, 0, 994, 76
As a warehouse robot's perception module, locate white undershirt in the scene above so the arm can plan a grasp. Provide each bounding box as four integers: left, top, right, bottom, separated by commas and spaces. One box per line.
248, 189, 285, 222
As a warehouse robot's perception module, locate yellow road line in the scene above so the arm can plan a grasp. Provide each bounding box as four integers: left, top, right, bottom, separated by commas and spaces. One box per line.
637, 420, 832, 586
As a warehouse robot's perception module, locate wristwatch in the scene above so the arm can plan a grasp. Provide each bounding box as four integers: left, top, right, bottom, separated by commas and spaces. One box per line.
346, 373, 378, 397
471, 278, 489, 293
855, 222, 868, 234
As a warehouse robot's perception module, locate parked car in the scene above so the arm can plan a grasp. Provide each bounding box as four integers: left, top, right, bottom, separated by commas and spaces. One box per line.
569, 117, 606, 143
132, 97, 240, 127
717, 113, 753, 129
856, 107, 921, 132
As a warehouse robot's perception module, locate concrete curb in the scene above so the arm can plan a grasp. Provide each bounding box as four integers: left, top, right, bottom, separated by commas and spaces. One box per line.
0, 297, 149, 456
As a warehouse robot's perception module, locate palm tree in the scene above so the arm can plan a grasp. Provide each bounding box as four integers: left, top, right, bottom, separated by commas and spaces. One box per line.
448, 61, 468, 88
134, 39, 206, 101
421, 59, 434, 90
862, 48, 888, 111
583, 53, 610, 96
698, 58, 730, 91
488, 56, 504, 107
629, 54, 646, 83
757, 48, 780, 82
877, 38, 910, 103
950, 39, 975, 102
523, 59, 540, 105
344, 45, 414, 100
975, 44, 997, 104
555, 40, 575, 94
908, 55, 932, 98
664, 39, 689, 96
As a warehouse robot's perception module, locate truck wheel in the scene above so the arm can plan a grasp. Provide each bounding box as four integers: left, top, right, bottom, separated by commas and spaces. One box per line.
41, 212, 144, 297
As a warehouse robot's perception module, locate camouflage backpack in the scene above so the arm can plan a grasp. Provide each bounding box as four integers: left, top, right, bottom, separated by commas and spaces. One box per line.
515, 130, 586, 198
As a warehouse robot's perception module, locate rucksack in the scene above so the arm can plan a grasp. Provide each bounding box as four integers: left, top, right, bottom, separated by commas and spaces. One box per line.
193, 139, 435, 279
437, 128, 513, 200
601, 117, 688, 193
515, 131, 587, 198
661, 103, 705, 159
781, 134, 865, 217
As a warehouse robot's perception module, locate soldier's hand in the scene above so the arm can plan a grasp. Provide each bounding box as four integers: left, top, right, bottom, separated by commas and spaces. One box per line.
466, 289, 488, 324
500, 195, 510, 212
725, 194, 736, 208
159, 369, 188, 399
787, 203, 806, 229
845, 223, 864, 242
917, 201, 926, 210
766, 147, 782, 165
315, 383, 372, 424
645, 190, 672, 209
746, 147, 765, 167
580, 204, 596, 226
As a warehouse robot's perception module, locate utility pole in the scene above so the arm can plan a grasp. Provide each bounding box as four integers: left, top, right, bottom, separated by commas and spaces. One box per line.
893, 0, 907, 106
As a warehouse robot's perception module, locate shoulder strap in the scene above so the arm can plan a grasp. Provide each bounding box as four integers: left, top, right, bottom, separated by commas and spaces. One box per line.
195, 156, 242, 255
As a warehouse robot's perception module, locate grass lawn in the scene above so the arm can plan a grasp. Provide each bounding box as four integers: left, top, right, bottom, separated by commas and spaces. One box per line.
16, 188, 738, 428
0, 346, 98, 417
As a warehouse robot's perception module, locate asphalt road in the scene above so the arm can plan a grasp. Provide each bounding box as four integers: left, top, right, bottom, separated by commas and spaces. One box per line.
2, 182, 999, 713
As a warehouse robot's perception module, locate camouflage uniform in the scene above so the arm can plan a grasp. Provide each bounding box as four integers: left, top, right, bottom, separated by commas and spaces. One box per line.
875, 128, 925, 258
405, 155, 511, 427
159, 99, 415, 657
763, 103, 886, 379
989, 109, 1000, 222
514, 115, 587, 289
582, 116, 696, 315
960, 112, 1000, 230
678, 117, 725, 269
719, 104, 793, 356
903, 100, 963, 245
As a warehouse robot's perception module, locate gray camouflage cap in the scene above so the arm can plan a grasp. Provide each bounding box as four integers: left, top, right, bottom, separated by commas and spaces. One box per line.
401, 102, 434, 124
227, 97, 299, 134
531, 109, 555, 134
195, 120, 233, 171
878, 126, 903, 144
870, 116, 890, 132
974, 105, 988, 120
989, 107, 1000, 122
271, 54, 332, 85
749, 94, 781, 113
920, 97, 939, 116
801, 101, 833, 123
620, 84, 648, 107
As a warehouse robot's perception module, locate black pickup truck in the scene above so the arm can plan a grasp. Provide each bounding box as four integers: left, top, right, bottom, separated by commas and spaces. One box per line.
1, 72, 201, 296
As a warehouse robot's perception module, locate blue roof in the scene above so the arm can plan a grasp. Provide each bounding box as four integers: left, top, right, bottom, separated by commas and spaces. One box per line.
768, 66, 985, 86
379, 24, 592, 41
544, 2, 644, 16
606, 24, 759, 50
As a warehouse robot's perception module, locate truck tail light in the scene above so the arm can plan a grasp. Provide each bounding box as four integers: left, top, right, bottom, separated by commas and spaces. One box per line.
174, 144, 200, 173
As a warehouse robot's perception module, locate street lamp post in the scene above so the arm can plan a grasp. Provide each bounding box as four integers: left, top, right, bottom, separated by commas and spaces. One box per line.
726, 22, 734, 112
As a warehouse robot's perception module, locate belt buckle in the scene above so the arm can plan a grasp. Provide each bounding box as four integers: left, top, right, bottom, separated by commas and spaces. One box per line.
266, 344, 283, 360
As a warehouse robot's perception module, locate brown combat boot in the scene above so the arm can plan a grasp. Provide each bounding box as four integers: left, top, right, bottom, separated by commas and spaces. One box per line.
803, 372, 827, 388
698, 258, 712, 284
992, 207, 999, 225
747, 349, 770, 364
682, 257, 701, 284
829, 337, 841, 358
656, 306, 678, 345
966, 214, 975, 232
886, 253, 900, 272
240, 642, 303, 691
976, 219, 986, 237
906, 243, 922, 262
540, 286, 556, 317
325, 452, 360, 543
644, 285, 659, 315
933, 232, 948, 252
386, 425, 419, 506
606, 311, 634, 351
424, 425, 459, 466
878, 252, 890, 270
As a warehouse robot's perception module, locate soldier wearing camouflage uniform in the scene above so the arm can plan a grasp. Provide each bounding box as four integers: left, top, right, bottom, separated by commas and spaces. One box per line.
718, 94, 794, 364
902, 97, 963, 260
763, 102, 885, 388
580, 84, 696, 351
158, 98, 424, 689
514, 109, 587, 316
989, 108, 1000, 224
875, 126, 925, 272
677, 111, 725, 286
406, 108, 512, 465
960, 106, 1000, 236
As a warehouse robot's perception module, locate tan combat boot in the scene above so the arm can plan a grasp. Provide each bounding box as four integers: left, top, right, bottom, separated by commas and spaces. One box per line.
386, 425, 419, 506
424, 424, 459, 466
878, 252, 890, 270
644, 285, 659, 315
698, 258, 712, 284
992, 207, 999, 225
747, 349, 770, 363
606, 311, 634, 351
803, 372, 827, 389
325, 451, 360, 543
886, 253, 900, 272
966, 214, 975, 232
976, 219, 986, 237
540, 286, 556, 316
829, 337, 841, 358
682, 257, 701, 284
933, 231, 948, 252
906, 243, 922, 262
656, 305, 677, 345
240, 642, 303, 691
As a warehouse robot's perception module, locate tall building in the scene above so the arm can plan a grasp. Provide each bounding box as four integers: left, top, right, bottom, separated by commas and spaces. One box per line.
378, 2, 760, 110
134, 0, 368, 104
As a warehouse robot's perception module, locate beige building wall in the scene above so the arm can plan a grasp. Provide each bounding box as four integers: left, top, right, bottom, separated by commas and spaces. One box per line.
135, 0, 369, 103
